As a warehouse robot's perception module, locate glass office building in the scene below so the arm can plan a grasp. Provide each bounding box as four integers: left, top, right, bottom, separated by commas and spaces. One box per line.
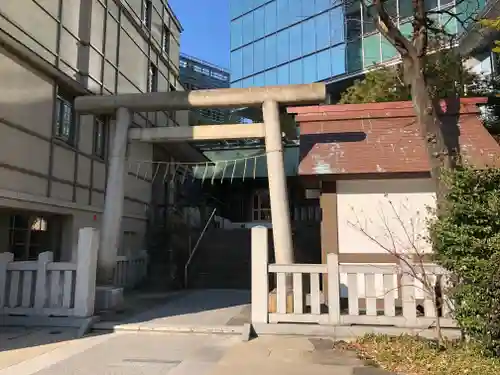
230, 0, 468, 89
230, 0, 345, 87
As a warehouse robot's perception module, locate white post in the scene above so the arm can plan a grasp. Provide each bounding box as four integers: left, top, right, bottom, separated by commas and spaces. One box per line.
262, 100, 294, 264
401, 256, 417, 327
327, 253, 341, 325
0, 252, 13, 309
34, 251, 53, 313
74, 227, 99, 317
99, 107, 131, 284
251, 226, 269, 324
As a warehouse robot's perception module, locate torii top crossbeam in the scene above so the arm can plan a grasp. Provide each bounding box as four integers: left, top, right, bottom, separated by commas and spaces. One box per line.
78, 83, 326, 286
74, 84, 326, 114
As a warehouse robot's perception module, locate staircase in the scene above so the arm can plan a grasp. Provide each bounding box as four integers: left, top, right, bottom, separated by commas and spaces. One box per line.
187, 228, 252, 289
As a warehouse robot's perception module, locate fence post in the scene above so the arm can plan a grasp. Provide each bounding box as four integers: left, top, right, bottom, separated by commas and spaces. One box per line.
251, 226, 269, 324
401, 255, 417, 327
34, 251, 54, 313
0, 252, 14, 309
74, 228, 99, 317
327, 253, 341, 325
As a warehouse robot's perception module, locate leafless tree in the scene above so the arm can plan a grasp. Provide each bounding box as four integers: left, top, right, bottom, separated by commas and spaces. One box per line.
348, 195, 454, 345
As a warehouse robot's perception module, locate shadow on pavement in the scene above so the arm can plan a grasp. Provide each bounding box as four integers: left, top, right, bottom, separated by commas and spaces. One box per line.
0, 326, 109, 370
96, 289, 251, 328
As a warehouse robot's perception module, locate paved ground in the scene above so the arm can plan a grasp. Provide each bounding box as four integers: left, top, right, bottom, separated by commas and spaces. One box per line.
0, 327, 81, 372
0, 331, 392, 375
94, 289, 251, 332
0, 290, 394, 374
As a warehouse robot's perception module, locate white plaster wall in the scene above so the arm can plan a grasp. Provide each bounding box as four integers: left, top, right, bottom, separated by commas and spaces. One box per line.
465, 54, 492, 76
337, 178, 436, 256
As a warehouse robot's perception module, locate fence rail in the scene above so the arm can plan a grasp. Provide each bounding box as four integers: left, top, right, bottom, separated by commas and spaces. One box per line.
114, 251, 148, 288
0, 228, 98, 318
251, 226, 456, 329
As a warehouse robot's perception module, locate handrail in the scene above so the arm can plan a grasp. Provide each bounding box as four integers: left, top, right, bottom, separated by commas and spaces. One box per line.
184, 208, 217, 288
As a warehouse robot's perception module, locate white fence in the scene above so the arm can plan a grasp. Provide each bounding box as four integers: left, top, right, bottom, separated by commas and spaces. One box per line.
0, 228, 98, 318
114, 251, 148, 288
251, 226, 456, 328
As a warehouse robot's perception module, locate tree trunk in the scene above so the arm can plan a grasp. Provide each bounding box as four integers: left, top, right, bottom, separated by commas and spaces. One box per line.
403, 56, 456, 204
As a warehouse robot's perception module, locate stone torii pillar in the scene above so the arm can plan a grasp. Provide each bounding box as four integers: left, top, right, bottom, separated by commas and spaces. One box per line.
74, 84, 326, 284
262, 100, 293, 264
98, 107, 131, 285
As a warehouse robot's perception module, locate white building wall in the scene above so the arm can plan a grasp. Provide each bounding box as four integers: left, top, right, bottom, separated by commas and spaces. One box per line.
337, 178, 436, 256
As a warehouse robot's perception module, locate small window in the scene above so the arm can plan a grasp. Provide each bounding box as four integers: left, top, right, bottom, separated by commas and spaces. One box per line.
163, 25, 170, 54
93, 116, 107, 158
148, 63, 158, 92
55, 92, 75, 144
142, 0, 152, 28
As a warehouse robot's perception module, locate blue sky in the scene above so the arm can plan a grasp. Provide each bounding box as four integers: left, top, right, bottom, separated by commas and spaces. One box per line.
169, 0, 230, 70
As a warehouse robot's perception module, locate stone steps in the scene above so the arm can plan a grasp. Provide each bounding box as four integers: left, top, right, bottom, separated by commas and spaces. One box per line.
187, 228, 252, 289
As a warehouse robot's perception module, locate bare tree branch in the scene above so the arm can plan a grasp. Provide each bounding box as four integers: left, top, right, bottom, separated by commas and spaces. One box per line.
346, 195, 449, 344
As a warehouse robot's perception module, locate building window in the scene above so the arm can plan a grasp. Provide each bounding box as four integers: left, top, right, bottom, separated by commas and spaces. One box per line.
142, 0, 152, 28
252, 189, 271, 221
9, 214, 61, 261
163, 25, 170, 54
148, 63, 158, 92
55, 92, 75, 144
93, 116, 107, 159
345, 1, 362, 40
198, 109, 226, 123
363, 5, 377, 35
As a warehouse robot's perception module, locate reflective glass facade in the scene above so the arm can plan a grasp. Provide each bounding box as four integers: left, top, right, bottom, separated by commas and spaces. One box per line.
230, 0, 471, 88
230, 0, 345, 87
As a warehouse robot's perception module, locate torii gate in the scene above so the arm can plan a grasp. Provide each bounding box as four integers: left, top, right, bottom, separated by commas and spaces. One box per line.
75, 83, 326, 284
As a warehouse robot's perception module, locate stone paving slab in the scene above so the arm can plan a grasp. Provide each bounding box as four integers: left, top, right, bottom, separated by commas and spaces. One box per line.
93, 290, 251, 332
0, 327, 79, 371
1, 330, 394, 375
207, 335, 393, 375
30, 332, 240, 375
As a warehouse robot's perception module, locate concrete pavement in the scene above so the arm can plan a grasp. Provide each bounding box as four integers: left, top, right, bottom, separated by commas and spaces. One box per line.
207, 335, 393, 375
0, 327, 80, 371
0, 290, 393, 375
1, 330, 392, 375
93, 289, 251, 333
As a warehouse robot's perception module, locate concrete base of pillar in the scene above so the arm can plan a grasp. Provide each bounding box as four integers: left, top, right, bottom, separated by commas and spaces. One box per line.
95, 286, 124, 312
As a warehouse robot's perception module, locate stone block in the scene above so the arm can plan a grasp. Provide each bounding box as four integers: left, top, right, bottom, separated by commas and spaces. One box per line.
95, 286, 124, 312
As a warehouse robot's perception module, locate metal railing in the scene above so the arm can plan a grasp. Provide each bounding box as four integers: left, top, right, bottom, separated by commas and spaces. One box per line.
184, 208, 217, 288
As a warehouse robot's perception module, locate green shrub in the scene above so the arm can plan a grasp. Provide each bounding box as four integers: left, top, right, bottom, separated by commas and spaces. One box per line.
429, 166, 500, 355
